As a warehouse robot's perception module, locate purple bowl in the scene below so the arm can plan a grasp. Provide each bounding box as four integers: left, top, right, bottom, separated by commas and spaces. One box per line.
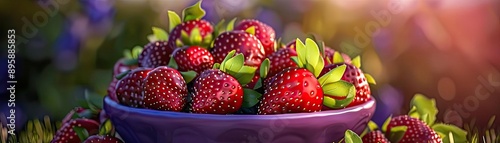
104, 96, 376, 143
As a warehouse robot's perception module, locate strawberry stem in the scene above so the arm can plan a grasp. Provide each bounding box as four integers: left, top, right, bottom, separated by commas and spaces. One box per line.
182, 0, 206, 22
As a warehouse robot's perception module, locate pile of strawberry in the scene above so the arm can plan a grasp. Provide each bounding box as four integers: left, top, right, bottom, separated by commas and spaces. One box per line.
106, 0, 377, 116
342, 94, 467, 143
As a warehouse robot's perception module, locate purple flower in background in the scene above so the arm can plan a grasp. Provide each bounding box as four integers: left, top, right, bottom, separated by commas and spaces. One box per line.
54, 22, 81, 72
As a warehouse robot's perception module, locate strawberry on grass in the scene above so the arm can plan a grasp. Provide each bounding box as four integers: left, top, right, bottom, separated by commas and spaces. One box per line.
190, 50, 262, 114
258, 38, 357, 115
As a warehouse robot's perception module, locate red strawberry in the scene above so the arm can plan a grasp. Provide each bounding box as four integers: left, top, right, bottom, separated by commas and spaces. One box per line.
211, 31, 265, 67
258, 68, 323, 114
259, 38, 355, 114
109, 58, 139, 102
142, 66, 188, 111
172, 46, 214, 74
51, 119, 100, 143
362, 130, 390, 143
115, 68, 152, 107
320, 63, 370, 107
235, 19, 275, 56
138, 41, 173, 68
191, 69, 243, 114
385, 115, 442, 143
266, 47, 298, 78
168, 19, 213, 48
83, 135, 124, 143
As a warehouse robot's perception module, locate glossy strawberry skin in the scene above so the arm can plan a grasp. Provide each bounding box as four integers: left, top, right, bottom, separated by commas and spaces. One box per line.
258, 68, 323, 115
168, 19, 213, 48
362, 130, 390, 143
172, 46, 214, 74
211, 31, 265, 67
83, 135, 124, 143
115, 68, 152, 107
191, 69, 243, 114
138, 41, 173, 68
267, 47, 298, 78
235, 19, 275, 57
386, 115, 442, 143
51, 119, 100, 143
320, 64, 370, 107
142, 66, 188, 111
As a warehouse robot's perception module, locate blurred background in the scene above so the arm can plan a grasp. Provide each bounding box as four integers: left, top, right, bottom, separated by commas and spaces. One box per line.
0, 0, 499, 137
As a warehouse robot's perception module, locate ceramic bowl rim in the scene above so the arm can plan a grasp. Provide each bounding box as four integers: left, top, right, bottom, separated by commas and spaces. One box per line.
104, 96, 375, 120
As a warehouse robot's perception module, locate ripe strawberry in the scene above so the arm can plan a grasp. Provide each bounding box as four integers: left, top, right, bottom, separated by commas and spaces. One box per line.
258, 68, 323, 114
235, 19, 275, 56
172, 46, 214, 74
83, 135, 124, 143
362, 130, 390, 143
168, 19, 213, 48
385, 115, 442, 143
259, 38, 355, 114
51, 119, 100, 143
138, 41, 173, 68
115, 68, 152, 107
320, 63, 370, 107
142, 66, 188, 111
109, 48, 141, 102
211, 31, 265, 67
107, 79, 119, 102
191, 69, 243, 114
266, 47, 298, 78
190, 50, 258, 114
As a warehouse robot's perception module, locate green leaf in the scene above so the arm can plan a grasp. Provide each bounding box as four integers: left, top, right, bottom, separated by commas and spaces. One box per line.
364, 73, 376, 85
382, 115, 392, 132
168, 56, 179, 69
245, 26, 256, 35
409, 93, 438, 126
253, 78, 262, 90
322, 81, 355, 109
213, 63, 220, 69
290, 56, 302, 67
333, 51, 345, 64
220, 50, 237, 72
233, 66, 257, 86
260, 58, 270, 78
368, 121, 379, 131
168, 11, 181, 31
226, 18, 237, 31
317, 65, 346, 86
201, 34, 213, 47
131, 46, 143, 59
224, 54, 244, 75
213, 19, 226, 36
242, 88, 262, 108
176, 39, 184, 47
432, 123, 468, 143
181, 30, 190, 45
152, 27, 168, 41
147, 34, 157, 42
85, 90, 103, 111
182, 0, 206, 21
189, 27, 203, 45
295, 39, 307, 68
488, 115, 496, 128
344, 130, 363, 143
388, 126, 407, 143
123, 49, 132, 59
180, 71, 197, 83
352, 56, 361, 68
305, 38, 320, 68
73, 127, 89, 141
313, 56, 324, 78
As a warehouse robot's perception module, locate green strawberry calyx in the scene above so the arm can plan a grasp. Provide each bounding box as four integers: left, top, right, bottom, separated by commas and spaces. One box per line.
291, 38, 356, 109
213, 50, 262, 108
164, 0, 213, 47
343, 130, 363, 143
